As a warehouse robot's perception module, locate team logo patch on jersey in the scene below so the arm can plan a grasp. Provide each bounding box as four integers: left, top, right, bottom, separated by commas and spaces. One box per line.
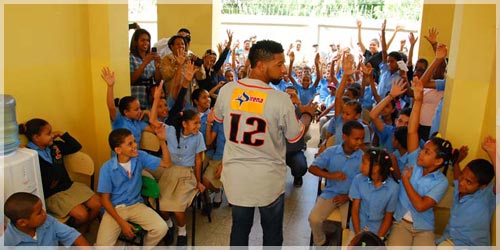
230, 88, 267, 114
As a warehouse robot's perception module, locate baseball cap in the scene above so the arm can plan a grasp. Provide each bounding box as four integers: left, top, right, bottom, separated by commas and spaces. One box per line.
328, 82, 337, 89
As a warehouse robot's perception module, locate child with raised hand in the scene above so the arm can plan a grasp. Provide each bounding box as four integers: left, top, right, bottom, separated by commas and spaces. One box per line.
96, 127, 171, 247
288, 51, 322, 105
369, 78, 408, 153
102, 66, 153, 144
18, 119, 101, 233
308, 120, 366, 246
436, 136, 496, 247
378, 19, 403, 99
4, 192, 90, 247
348, 148, 399, 243
387, 76, 452, 248
318, 53, 370, 155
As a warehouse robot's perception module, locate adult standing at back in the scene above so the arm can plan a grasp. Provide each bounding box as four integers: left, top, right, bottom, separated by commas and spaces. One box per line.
129, 28, 162, 110
213, 40, 315, 246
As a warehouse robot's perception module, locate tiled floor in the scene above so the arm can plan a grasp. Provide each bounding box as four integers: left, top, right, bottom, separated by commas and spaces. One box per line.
85, 123, 323, 246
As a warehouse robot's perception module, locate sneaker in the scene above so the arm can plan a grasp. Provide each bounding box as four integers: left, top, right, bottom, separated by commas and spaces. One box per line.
163, 226, 174, 245
176, 235, 187, 246
293, 176, 303, 187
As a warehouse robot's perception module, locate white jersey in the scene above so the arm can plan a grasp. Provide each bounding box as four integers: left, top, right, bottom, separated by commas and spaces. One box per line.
214, 78, 305, 207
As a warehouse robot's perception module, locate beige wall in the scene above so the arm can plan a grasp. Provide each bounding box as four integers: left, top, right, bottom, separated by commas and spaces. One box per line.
157, 3, 214, 57
4, 4, 129, 187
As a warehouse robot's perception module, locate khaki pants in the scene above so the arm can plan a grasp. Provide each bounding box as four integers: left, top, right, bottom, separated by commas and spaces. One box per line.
308, 196, 349, 246
96, 203, 167, 247
386, 220, 436, 249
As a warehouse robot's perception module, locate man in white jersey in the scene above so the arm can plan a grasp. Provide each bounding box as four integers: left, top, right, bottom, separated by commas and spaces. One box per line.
214, 40, 315, 246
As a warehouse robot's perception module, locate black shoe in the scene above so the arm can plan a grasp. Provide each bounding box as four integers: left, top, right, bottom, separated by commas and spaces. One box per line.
163, 226, 174, 245
293, 176, 303, 187
212, 190, 223, 208
176, 235, 187, 246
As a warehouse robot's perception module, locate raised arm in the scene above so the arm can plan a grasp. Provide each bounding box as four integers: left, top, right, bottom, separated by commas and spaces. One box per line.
386, 24, 404, 49
335, 53, 356, 118
149, 81, 164, 129
154, 123, 172, 168
369, 78, 407, 132
381, 19, 388, 64
329, 54, 340, 86
288, 51, 298, 85
407, 76, 423, 152
356, 19, 367, 53
407, 32, 418, 67
313, 53, 321, 88
101, 67, 117, 121
424, 27, 439, 53
420, 43, 447, 87
213, 30, 233, 73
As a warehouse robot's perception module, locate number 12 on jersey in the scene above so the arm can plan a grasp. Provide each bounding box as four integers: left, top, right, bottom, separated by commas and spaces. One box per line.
228, 113, 267, 146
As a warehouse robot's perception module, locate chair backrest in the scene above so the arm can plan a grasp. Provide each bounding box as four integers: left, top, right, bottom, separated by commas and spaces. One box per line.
63, 151, 94, 176
139, 131, 160, 152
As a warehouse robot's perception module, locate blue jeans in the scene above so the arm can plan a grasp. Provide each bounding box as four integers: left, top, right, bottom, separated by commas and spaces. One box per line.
286, 150, 308, 177
230, 194, 285, 246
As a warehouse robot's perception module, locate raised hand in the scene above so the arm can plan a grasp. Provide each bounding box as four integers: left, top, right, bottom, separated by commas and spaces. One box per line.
381, 19, 387, 33
226, 29, 233, 47
436, 43, 448, 59
481, 136, 496, 155
395, 24, 405, 32
424, 27, 439, 45
101, 67, 115, 86
389, 78, 408, 97
412, 76, 424, 101
153, 81, 164, 100
409, 32, 418, 45
174, 48, 186, 65
356, 19, 362, 29
183, 59, 199, 82
288, 51, 295, 62
314, 53, 320, 65
400, 39, 406, 48
342, 53, 357, 75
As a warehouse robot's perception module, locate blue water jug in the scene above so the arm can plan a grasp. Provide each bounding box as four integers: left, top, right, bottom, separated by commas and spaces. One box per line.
1, 94, 20, 155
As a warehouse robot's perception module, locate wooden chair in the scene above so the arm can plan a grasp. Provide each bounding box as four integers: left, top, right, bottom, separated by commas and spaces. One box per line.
310, 170, 351, 246
57, 151, 95, 224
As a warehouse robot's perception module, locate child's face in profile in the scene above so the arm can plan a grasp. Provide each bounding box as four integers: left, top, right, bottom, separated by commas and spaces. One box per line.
116, 134, 138, 158
182, 115, 201, 136
195, 90, 211, 111
417, 141, 442, 169
458, 166, 482, 195
124, 100, 142, 120
23, 200, 46, 229
342, 128, 365, 152
34, 124, 54, 148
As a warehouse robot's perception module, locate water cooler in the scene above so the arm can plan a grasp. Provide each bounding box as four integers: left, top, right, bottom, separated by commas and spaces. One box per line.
1, 94, 45, 243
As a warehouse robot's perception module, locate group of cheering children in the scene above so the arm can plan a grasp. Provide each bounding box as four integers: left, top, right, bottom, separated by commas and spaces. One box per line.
4, 20, 496, 249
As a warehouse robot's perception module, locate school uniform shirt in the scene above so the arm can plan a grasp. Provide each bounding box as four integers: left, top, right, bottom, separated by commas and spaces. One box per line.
4, 214, 80, 246
393, 150, 409, 174
328, 117, 371, 146
377, 62, 401, 98
211, 121, 226, 161
436, 180, 495, 246
214, 78, 305, 207
293, 82, 317, 105
372, 123, 395, 153
394, 148, 449, 230
98, 150, 161, 207
312, 145, 363, 200
27, 132, 81, 198
349, 174, 399, 235
359, 86, 375, 110
165, 125, 206, 167
112, 112, 148, 144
